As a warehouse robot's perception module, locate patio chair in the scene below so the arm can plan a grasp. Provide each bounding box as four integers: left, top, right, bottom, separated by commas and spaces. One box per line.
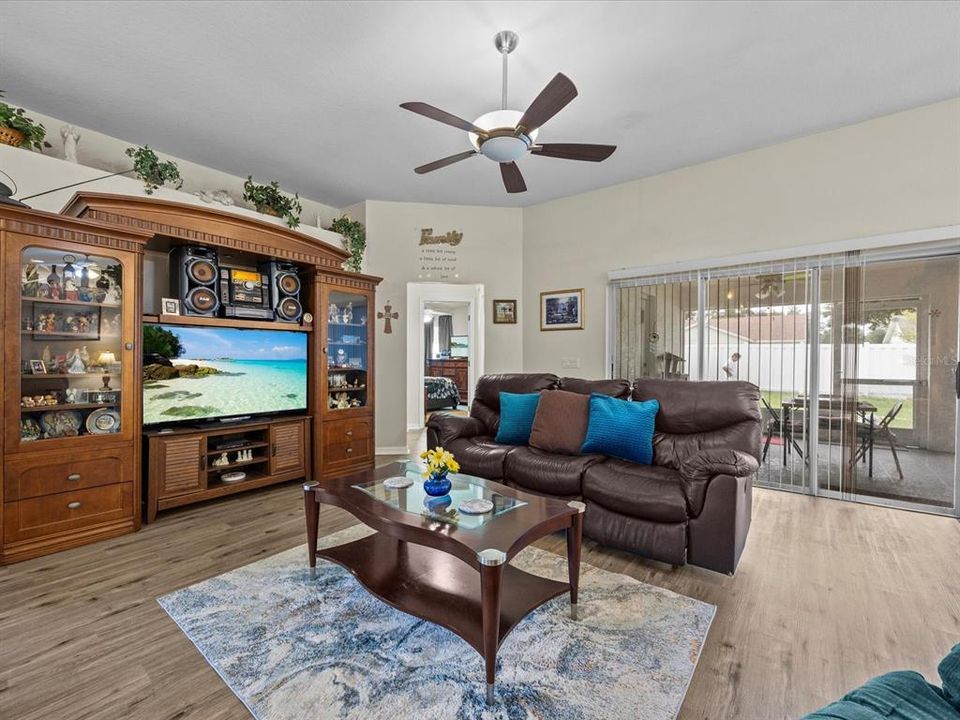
852, 402, 904, 480
760, 396, 806, 464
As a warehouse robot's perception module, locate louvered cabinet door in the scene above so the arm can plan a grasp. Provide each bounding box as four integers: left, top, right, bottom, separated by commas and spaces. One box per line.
269, 421, 306, 476
154, 435, 205, 498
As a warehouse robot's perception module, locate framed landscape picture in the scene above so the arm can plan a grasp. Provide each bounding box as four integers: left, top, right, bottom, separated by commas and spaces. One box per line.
540, 288, 584, 331
492, 299, 517, 324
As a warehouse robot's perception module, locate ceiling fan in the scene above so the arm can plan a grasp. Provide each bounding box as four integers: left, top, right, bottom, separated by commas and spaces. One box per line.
400, 30, 616, 194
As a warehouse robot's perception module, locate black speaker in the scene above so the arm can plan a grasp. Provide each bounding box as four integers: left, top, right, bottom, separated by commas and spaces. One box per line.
261, 260, 303, 323
170, 246, 221, 316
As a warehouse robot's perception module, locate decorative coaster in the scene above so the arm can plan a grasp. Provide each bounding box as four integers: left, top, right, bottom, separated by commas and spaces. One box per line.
221, 471, 246, 484
384, 476, 413, 489
458, 498, 494, 515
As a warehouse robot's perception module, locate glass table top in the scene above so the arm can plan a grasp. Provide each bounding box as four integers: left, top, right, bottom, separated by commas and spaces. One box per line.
352, 461, 527, 528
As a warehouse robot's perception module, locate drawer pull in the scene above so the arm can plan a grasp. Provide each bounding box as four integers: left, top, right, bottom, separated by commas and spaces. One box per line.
346, 447, 353, 454
346, 430, 353, 437
67, 501, 81, 509
67, 473, 81, 482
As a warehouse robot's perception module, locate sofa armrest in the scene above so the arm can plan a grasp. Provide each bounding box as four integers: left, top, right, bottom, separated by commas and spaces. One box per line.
426, 413, 486, 447
679, 449, 759, 516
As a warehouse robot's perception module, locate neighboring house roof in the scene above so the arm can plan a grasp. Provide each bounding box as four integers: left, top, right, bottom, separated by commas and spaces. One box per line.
696, 315, 809, 343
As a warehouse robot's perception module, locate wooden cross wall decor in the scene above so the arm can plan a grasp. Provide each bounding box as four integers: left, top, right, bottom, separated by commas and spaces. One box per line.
377, 302, 399, 334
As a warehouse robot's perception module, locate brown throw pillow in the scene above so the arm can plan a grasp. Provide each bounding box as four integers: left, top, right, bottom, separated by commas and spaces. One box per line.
529, 389, 590, 455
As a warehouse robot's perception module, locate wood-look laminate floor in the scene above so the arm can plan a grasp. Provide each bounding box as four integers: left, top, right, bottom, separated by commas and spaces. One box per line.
1, 462, 958, 719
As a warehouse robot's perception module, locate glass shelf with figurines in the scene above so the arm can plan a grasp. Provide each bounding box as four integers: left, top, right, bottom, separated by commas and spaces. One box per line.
326, 290, 369, 411
18, 246, 125, 443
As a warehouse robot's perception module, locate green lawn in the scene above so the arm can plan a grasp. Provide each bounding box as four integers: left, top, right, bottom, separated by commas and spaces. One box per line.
760, 390, 912, 429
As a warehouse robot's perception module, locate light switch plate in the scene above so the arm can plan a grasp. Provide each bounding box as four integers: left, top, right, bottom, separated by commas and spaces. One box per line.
560, 358, 581, 369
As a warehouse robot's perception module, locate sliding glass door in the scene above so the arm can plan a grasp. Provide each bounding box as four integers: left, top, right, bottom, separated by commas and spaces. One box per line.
817, 256, 959, 510
612, 246, 960, 516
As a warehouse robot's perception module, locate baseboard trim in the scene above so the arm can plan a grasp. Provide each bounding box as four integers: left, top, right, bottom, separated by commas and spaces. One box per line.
376, 446, 409, 456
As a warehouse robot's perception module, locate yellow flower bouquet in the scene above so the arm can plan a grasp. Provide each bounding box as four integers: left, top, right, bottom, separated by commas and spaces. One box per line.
419, 446, 459, 496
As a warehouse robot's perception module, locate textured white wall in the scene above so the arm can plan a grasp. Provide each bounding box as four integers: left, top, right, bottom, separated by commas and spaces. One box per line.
521, 99, 960, 379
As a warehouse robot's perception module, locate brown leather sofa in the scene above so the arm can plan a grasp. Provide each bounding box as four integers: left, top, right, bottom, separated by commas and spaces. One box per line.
427, 373, 761, 574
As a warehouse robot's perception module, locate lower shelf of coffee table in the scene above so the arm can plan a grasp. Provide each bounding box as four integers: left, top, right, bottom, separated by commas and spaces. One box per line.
316, 531, 570, 654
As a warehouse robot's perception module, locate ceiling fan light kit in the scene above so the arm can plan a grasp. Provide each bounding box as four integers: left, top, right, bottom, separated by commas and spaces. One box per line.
400, 30, 616, 194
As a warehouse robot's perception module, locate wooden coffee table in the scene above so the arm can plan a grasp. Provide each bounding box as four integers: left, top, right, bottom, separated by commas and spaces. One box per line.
303, 461, 584, 704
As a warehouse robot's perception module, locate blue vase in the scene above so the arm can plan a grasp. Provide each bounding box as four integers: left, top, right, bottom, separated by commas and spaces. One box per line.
423, 470, 452, 497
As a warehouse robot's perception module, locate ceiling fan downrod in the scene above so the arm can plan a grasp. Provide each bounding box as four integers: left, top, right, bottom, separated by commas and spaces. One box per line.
494, 30, 519, 111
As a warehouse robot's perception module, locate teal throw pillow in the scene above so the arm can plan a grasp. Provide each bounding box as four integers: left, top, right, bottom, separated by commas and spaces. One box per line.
581, 393, 659, 464
495, 391, 541, 445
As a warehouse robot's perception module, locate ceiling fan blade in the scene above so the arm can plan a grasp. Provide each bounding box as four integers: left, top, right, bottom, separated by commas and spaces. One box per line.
414, 150, 478, 174
499, 162, 527, 193
531, 143, 617, 162
400, 102, 488, 135
516, 73, 578, 135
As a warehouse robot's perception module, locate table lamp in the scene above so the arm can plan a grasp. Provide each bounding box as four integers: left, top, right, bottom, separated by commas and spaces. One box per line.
96, 351, 117, 390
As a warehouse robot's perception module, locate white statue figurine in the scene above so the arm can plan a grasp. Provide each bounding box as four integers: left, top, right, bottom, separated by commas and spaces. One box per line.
60, 125, 81, 163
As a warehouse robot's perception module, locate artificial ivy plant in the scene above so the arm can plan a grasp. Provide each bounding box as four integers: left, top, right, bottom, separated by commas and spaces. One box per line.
242, 176, 302, 228
125, 145, 182, 195
330, 216, 366, 272
0, 93, 51, 150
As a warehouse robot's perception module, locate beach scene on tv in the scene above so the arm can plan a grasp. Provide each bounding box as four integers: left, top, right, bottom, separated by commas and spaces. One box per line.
142, 324, 308, 425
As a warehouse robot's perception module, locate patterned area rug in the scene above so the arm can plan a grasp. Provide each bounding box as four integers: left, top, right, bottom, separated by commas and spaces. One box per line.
158, 525, 715, 720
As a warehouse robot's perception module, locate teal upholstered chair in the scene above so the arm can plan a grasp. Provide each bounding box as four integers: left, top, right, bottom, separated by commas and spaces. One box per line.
804, 645, 960, 719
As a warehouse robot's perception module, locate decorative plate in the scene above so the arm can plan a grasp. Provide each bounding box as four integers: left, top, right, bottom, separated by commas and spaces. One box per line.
458, 498, 495, 515
20, 417, 42, 441
86, 408, 121, 434
384, 476, 414, 489
40, 410, 83, 438
221, 471, 246, 484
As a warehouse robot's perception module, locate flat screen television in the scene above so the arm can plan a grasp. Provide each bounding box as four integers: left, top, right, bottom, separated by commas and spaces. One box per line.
142, 324, 308, 426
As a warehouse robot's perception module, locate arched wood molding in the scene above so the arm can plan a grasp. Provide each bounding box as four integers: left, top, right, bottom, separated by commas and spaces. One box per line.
61, 192, 355, 271
1, 205, 153, 254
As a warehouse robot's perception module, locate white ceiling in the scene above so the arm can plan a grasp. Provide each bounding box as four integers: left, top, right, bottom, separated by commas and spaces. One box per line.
2, 1, 958, 209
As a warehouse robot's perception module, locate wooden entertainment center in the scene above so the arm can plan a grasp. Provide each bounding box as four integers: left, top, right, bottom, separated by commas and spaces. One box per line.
0, 194, 381, 564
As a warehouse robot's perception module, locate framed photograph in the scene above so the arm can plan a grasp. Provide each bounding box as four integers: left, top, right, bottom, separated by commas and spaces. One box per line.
540, 288, 584, 331
492, 299, 517, 324
29, 359, 47, 374
161, 297, 181, 316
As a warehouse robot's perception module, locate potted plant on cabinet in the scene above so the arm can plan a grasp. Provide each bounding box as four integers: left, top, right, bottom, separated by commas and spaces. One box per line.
0, 93, 51, 150
330, 216, 366, 272
125, 145, 183, 195
243, 176, 302, 228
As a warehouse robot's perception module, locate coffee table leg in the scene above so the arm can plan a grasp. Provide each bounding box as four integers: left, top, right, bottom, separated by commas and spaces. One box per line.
567, 501, 586, 620
303, 483, 319, 577
479, 549, 505, 705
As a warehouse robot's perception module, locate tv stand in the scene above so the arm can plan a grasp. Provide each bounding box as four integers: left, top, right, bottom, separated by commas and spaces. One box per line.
143, 415, 310, 522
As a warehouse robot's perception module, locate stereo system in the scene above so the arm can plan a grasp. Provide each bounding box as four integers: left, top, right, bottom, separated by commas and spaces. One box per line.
262, 260, 304, 323
169, 246, 303, 323
170, 246, 221, 317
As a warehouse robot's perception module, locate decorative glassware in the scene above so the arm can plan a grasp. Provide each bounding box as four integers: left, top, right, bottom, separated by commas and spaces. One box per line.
423, 469, 452, 497
419, 446, 459, 496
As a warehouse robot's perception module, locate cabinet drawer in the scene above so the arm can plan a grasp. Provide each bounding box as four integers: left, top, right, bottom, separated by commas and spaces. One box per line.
322, 417, 373, 444
4, 447, 135, 501
325, 438, 373, 467
4, 483, 133, 544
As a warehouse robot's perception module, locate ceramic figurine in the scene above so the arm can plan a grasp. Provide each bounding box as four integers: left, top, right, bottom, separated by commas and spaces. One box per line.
328, 303, 340, 323
60, 125, 81, 163
342, 302, 353, 324
336, 348, 347, 366
41, 345, 51, 365
66, 349, 86, 374
194, 189, 235, 206
80, 346, 91, 366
